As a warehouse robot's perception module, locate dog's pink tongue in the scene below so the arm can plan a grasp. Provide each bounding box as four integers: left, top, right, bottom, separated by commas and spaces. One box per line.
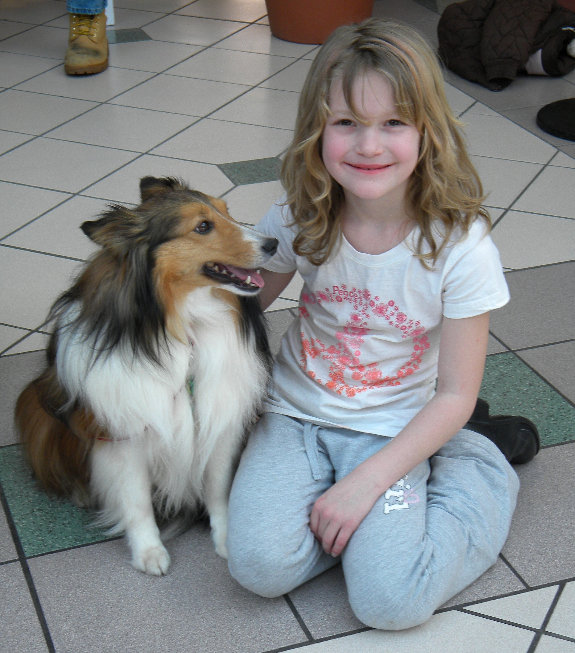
225, 265, 265, 288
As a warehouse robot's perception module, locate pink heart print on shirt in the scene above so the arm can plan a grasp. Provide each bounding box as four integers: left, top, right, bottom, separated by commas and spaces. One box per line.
299, 285, 430, 397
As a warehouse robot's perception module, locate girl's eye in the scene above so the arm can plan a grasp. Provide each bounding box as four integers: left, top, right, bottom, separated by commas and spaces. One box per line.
337, 118, 354, 127
194, 220, 213, 234
387, 119, 405, 127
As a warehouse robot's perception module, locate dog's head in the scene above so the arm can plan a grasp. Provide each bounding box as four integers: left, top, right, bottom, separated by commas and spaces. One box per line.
81, 177, 278, 298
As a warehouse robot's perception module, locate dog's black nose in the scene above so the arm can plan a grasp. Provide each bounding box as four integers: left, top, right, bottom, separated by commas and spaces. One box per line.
263, 238, 278, 256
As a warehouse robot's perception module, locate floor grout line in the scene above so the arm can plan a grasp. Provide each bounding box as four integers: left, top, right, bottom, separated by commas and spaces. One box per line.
282, 594, 315, 642
262, 627, 373, 653
526, 583, 567, 652
0, 478, 56, 652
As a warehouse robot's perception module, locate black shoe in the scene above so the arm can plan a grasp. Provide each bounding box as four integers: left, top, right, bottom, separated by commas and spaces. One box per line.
465, 398, 540, 464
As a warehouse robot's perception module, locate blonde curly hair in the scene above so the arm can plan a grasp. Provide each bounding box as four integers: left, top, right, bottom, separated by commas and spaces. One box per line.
281, 18, 489, 267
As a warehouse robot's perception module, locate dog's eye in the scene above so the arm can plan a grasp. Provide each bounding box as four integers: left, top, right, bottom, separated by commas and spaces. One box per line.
194, 220, 213, 234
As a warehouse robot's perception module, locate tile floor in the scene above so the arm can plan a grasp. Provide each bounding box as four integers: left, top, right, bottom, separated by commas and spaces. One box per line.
1, 0, 574, 651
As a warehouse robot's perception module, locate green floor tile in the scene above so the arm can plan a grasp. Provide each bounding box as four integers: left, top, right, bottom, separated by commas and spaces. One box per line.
107, 28, 151, 44
0, 445, 112, 557
481, 353, 575, 447
219, 157, 282, 185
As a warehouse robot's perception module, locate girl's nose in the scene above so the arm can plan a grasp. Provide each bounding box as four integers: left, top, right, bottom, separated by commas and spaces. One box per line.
355, 126, 384, 157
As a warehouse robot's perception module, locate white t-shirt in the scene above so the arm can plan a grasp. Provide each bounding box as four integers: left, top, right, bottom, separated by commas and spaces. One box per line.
258, 201, 509, 437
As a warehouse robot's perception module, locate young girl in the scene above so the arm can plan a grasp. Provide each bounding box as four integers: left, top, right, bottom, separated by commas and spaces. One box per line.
226, 18, 538, 631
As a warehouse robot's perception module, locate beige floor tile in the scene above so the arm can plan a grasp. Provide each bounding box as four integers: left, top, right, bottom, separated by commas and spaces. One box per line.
546, 582, 575, 640
3, 195, 105, 260
211, 86, 300, 129
0, 182, 70, 239
0, 0, 65, 24
0, 246, 81, 330
0, 564, 47, 653
2, 330, 49, 356
0, 130, 33, 155
0, 51, 58, 87
260, 59, 313, 92
535, 635, 575, 652
503, 445, 575, 586
0, 325, 31, 355
108, 40, 202, 73
176, 0, 267, 23
111, 74, 250, 117
283, 611, 534, 652
518, 342, 575, 404
48, 104, 195, 152
0, 24, 66, 60
15, 65, 155, 102
223, 179, 284, 224
445, 83, 475, 116
463, 109, 557, 164
152, 118, 291, 164
513, 166, 575, 220
0, 138, 138, 192
170, 47, 292, 85
473, 156, 542, 209
217, 22, 316, 56
492, 211, 575, 269
82, 155, 233, 203
464, 586, 558, 630
0, 90, 96, 135
143, 14, 246, 46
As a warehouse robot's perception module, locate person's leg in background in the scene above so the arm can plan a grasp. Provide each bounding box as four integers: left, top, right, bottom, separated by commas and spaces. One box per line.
65, 0, 108, 75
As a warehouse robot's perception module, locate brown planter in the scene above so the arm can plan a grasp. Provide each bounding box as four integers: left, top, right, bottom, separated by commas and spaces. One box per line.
265, 0, 374, 44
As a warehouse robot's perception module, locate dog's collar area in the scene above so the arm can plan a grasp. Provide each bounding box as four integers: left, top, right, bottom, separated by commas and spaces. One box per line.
94, 423, 158, 442
94, 427, 149, 443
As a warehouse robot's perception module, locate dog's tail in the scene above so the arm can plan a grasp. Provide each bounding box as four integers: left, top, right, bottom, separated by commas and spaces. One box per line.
15, 374, 92, 502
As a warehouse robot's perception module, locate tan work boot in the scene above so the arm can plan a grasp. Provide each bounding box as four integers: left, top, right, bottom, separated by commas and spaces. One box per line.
65, 12, 108, 75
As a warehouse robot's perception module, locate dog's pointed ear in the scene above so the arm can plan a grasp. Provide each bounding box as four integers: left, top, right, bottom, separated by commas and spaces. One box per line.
139, 176, 187, 202
81, 206, 141, 250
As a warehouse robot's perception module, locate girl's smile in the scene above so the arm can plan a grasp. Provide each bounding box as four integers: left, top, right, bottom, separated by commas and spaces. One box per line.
345, 163, 393, 174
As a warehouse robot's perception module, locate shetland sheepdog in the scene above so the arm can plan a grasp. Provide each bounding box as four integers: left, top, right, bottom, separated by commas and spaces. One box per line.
15, 176, 278, 575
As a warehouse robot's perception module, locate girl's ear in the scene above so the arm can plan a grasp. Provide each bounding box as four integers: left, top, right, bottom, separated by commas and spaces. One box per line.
139, 176, 187, 202
81, 206, 141, 251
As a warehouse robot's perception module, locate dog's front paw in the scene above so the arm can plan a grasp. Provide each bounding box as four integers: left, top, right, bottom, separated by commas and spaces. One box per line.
132, 545, 171, 576
210, 515, 228, 559
214, 539, 228, 559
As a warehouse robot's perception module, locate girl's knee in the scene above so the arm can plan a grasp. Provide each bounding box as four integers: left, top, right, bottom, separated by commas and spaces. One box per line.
227, 538, 298, 598
227, 526, 335, 599
348, 585, 436, 631
345, 560, 440, 631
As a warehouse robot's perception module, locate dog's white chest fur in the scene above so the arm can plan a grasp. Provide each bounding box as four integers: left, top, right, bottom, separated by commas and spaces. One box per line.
185, 288, 268, 454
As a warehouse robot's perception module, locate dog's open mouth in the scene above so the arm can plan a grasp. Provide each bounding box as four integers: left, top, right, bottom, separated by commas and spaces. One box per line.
203, 263, 264, 292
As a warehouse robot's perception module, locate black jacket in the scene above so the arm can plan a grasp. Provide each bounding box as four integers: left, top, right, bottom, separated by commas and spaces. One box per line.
438, 0, 575, 90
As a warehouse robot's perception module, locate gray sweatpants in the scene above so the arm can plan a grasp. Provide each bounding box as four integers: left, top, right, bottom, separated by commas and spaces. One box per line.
227, 412, 519, 630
